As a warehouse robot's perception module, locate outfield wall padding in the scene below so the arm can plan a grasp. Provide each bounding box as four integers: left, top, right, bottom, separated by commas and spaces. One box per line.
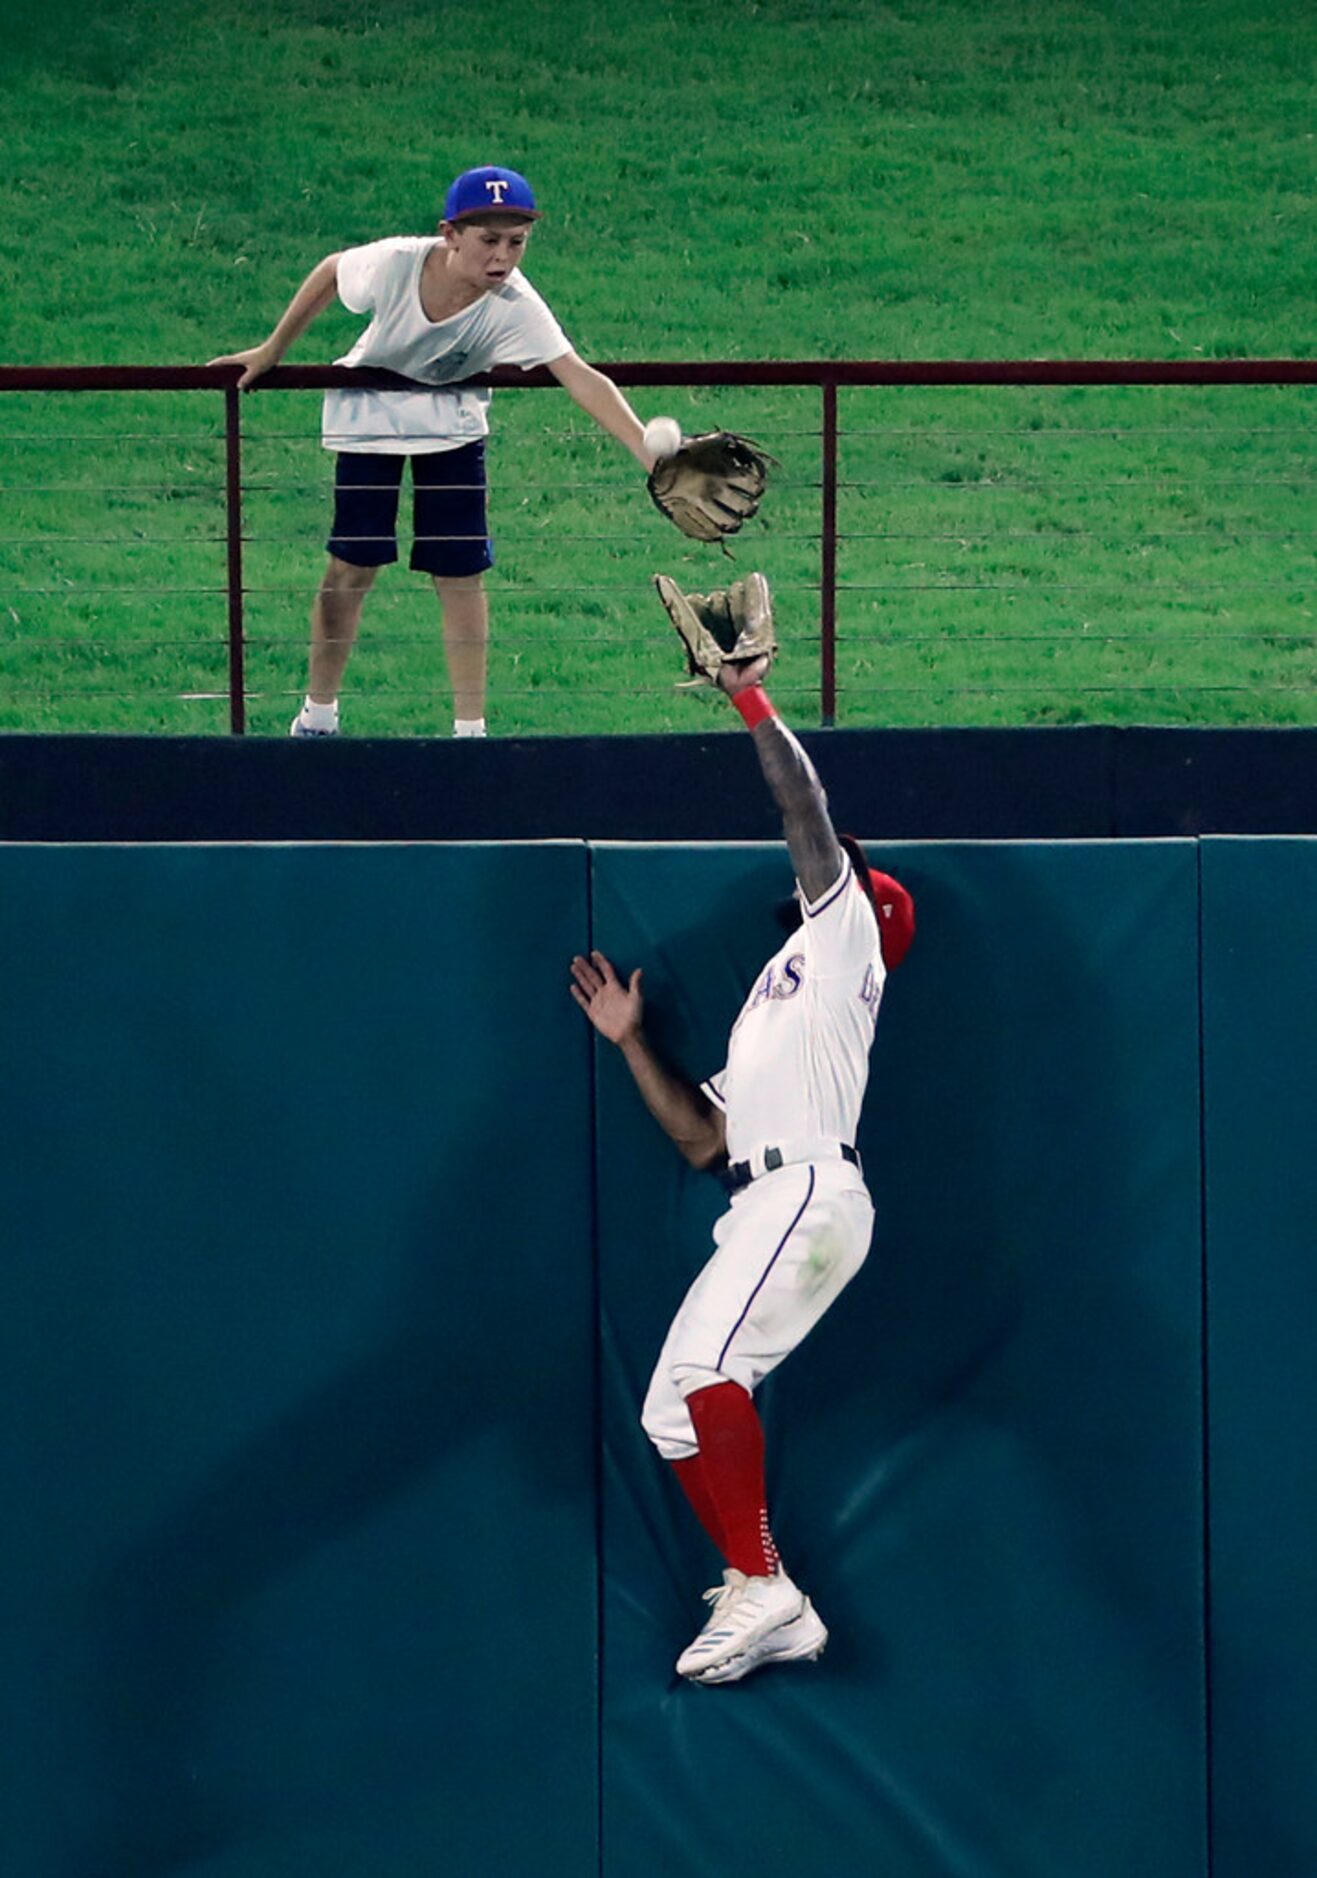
0, 844, 597, 1878
2, 837, 1315, 1877
1201, 838, 1317, 1878
592, 841, 1205, 1878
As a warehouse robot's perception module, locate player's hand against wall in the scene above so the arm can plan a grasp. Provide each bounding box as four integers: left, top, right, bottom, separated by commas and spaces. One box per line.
570, 950, 644, 1044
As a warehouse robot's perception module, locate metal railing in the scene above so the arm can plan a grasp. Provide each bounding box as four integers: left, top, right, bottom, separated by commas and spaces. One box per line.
1, 358, 1314, 733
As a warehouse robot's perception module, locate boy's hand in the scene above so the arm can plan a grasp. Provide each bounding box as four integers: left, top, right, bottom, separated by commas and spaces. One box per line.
207, 343, 278, 390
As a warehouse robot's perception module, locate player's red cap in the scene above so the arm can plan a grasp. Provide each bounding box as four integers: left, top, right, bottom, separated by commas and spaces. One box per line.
866, 867, 916, 969
839, 834, 915, 969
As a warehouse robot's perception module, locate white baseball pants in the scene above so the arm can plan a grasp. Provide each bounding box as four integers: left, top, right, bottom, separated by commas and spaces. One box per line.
641, 1159, 875, 1461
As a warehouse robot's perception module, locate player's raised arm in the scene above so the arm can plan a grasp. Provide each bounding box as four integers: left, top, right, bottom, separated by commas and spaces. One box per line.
716, 656, 843, 904
570, 950, 727, 1169
209, 251, 343, 389
653, 573, 844, 903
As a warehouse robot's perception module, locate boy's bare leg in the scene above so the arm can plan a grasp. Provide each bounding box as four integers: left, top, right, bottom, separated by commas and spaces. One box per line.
308, 555, 378, 703
434, 572, 489, 724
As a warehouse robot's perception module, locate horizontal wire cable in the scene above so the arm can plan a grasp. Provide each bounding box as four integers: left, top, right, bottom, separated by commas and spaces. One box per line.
3, 479, 1312, 503
1, 581, 829, 596
839, 425, 1317, 439
5, 681, 1314, 705
834, 528, 1317, 543
4, 577, 1309, 599
12, 629, 1314, 656
835, 579, 1310, 593
1, 527, 1313, 547
4, 424, 1312, 448
4, 423, 1310, 444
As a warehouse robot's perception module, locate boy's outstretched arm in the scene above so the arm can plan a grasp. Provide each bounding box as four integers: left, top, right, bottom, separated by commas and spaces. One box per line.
547, 348, 657, 470
209, 253, 343, 389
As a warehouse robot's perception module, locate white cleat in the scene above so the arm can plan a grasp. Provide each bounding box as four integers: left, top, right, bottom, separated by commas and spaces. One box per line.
675, 1568, 747, 1679
693, 1595, 828, 1685
676, 1569, 805, 1681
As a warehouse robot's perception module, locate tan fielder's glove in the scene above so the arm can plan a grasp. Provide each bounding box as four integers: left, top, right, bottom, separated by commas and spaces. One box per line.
654, 571, 777, 687
646, 431, 775, 542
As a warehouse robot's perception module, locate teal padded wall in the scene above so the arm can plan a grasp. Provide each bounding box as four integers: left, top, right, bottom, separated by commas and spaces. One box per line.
592, 841, 1206, 1878
11, 834, 1314, 1878
1201, 838, 1317, 1878
0, 843, 597, 1878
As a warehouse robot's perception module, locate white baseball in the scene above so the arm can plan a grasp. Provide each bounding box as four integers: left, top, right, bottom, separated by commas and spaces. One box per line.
643, 416, 682, 461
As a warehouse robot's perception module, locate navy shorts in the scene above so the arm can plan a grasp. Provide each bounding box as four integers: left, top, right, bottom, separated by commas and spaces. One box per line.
326, 441, 493, 577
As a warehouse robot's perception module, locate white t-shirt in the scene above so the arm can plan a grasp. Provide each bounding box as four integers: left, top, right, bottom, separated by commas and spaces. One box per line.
321, 236, 570, 454
701, 860, 886, 1162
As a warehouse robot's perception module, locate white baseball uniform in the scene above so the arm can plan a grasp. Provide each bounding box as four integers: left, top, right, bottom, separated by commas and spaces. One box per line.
322, 236, 570, 454
641, 858, 887, 1461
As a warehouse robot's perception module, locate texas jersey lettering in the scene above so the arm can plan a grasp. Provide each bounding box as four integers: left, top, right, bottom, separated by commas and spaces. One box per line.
703, 860, 886, 1164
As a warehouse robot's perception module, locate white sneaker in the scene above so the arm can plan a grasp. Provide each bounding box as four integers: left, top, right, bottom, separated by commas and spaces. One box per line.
693, 1595, 828, 1685
290, 699, 339, 737
675, 1569, 804, 1680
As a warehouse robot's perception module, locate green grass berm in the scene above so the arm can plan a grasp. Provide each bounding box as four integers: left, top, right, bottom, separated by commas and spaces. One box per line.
0, 0, 1311, 735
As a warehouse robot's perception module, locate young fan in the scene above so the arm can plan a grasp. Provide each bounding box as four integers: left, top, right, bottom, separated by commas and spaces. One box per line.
211, 165, 655, 738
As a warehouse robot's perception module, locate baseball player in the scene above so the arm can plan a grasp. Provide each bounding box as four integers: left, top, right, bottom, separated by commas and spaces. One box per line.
210, 164, 657, 738
570, 634, 914, 1686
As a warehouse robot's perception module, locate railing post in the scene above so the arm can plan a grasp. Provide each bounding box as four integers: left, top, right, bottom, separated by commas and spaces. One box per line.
820, 377, 838, 727
223, 383, 246, 735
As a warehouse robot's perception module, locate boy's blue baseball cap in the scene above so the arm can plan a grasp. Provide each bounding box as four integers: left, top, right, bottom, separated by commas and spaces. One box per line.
444, 166, 539, 223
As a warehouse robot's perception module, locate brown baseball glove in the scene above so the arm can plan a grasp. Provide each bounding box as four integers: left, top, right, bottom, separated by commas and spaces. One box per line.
654, 571, 778, 687
647, 431, 775, 542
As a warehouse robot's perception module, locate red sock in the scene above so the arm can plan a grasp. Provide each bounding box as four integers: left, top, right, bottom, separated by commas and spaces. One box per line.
670, 1453, 726, 1555
683, 1380, 781, 1578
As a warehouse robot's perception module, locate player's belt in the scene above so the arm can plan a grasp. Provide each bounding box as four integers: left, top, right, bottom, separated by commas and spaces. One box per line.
718, 1140, 860, 1195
